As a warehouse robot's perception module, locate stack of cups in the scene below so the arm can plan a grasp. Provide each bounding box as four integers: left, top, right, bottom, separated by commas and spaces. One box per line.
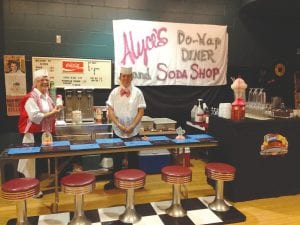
218, 103, 232, 119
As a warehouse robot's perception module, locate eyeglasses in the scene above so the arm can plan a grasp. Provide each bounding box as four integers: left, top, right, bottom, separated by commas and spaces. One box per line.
38, 78, 49, 82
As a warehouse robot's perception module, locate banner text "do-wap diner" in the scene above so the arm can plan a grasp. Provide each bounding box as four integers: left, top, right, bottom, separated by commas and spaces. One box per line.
113, 19, 228, 86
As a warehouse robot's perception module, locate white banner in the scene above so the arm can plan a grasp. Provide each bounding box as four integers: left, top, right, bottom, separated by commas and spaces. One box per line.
113, 19, 228, 86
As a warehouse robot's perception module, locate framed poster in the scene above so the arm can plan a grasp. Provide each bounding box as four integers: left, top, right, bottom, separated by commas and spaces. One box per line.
32, 57, 112, 89
3, 55, 27, 116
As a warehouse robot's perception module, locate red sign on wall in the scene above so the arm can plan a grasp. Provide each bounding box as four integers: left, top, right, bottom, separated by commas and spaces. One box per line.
62, 61, 84, 73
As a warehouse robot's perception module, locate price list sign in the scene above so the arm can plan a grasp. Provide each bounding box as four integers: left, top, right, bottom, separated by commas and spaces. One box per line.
32, 57, 112, 89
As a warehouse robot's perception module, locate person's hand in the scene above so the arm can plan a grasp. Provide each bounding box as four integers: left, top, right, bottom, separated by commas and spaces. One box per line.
53, 105, 62, 114
45, 106, 62, 118
117, 122, 126, 132
124, 125, 134, 134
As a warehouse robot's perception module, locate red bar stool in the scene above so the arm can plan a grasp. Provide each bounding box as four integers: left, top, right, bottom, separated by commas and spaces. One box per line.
61, 172, 96, 225
161, 165, 192, 217
114, 169, 146, 223
1, 178, 40, 225
205, 162, 236, 212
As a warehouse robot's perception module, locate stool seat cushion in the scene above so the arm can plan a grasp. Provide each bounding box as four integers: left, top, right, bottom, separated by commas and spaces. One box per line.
2, 178, 39, 193
161, 165, 191, 177
61, 173, 96, 187
114, 169, 146, 181
205, 163, 236, 175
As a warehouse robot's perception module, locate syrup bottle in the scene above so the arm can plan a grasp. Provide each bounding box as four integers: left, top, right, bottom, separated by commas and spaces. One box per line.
195, 99, 204, 124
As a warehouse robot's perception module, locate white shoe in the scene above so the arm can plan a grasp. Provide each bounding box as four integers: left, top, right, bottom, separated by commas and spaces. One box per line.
33, 191, 43, 198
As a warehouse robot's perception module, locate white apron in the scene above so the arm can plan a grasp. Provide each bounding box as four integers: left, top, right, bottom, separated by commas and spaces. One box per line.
17, 133, 36, 178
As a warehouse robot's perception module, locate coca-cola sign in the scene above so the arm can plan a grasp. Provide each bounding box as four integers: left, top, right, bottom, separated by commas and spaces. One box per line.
62, 61, 84, 73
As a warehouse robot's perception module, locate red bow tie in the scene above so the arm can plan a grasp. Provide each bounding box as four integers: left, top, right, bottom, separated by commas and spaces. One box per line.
120, 88, 130, 97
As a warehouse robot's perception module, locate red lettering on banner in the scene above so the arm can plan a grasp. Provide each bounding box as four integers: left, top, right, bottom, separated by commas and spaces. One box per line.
121, 28, 168, 66
190, 64, 219, 80
156, 63, 219, 81
156, 63, 188, 81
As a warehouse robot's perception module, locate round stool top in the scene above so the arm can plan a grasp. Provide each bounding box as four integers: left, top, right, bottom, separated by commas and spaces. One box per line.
161, 165, 191, 177
2, 178, 39, 193
114, 169, 146, 181
61, 172, 96, 187
205, 163, 236, 174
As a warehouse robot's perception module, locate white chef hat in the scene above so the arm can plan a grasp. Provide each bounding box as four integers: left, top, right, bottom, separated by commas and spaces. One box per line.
33, 69, 49, 81
120, 66, 132, 75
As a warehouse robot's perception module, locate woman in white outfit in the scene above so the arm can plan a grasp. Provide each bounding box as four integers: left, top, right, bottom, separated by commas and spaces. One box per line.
17, 69, 61, 197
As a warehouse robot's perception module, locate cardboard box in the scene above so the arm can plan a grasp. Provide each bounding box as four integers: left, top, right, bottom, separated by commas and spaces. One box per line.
138, 149, 171, 173
141, 116, 154, 131
153, 118, 176, 131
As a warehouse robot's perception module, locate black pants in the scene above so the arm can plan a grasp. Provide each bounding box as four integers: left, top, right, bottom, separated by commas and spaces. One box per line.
111, 152, 139, 172
109, 133, 139, 175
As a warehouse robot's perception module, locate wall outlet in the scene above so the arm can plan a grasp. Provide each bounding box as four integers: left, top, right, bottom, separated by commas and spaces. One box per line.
56, 35, 62, 44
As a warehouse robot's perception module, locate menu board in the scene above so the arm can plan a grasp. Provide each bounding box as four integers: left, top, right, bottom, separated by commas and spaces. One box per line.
32, 57, 112, 89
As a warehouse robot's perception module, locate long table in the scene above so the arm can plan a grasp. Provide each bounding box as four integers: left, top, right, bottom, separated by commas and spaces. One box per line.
207, 116, 300, 202
0, 134, 218, 212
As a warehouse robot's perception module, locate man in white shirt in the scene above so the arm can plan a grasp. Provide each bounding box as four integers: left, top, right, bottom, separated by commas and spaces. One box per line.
104, 66, 146, 189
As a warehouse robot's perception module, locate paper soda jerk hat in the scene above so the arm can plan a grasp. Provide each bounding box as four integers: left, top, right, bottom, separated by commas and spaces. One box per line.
120, 67, 132, 74
33, 69, 48, 81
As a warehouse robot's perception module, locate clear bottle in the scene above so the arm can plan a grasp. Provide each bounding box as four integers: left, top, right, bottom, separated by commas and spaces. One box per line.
195, 99, 204, 124
56, 94, 64, 121
248, 88, 253, 102
203, 102, 209, 122
101, 110, 108, 124
56, 94, 63, 107
191, 104, 198, 122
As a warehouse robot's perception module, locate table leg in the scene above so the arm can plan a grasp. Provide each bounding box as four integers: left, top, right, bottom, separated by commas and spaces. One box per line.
47, 158, 51, 177
182, 147, 186, 167
173, 147, 186, 166
180, 147, 188, 199
51, 158, 59, 213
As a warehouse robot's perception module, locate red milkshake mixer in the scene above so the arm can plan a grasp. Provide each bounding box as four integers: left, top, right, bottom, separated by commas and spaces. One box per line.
231, 77, 247, 121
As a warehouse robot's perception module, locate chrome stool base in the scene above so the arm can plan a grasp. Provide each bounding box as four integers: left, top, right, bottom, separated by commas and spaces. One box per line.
166, 184, 186, 217
61, 173, 96, 225
68, 215, 91, 225
161, 166, 192, 218
119, 188, 141, 223
114, 169, 146, 224
208, 198, 230, 212
68, 194, 92, 225
119, 208, 141, 223
205, 167, 235, 213
166, 204, 186, 217
1, 178, 40, 225
16, 200, 31, 225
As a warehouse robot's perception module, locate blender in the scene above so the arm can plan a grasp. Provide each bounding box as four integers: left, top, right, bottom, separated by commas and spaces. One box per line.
231, 77, 247, 120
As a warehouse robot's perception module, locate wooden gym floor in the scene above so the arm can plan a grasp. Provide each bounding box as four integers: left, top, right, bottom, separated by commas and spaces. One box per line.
0, 159, 300, 224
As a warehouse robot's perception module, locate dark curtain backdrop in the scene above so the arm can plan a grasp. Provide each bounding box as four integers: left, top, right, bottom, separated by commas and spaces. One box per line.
0, 63, 295, 133
141, 85, 231, 128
